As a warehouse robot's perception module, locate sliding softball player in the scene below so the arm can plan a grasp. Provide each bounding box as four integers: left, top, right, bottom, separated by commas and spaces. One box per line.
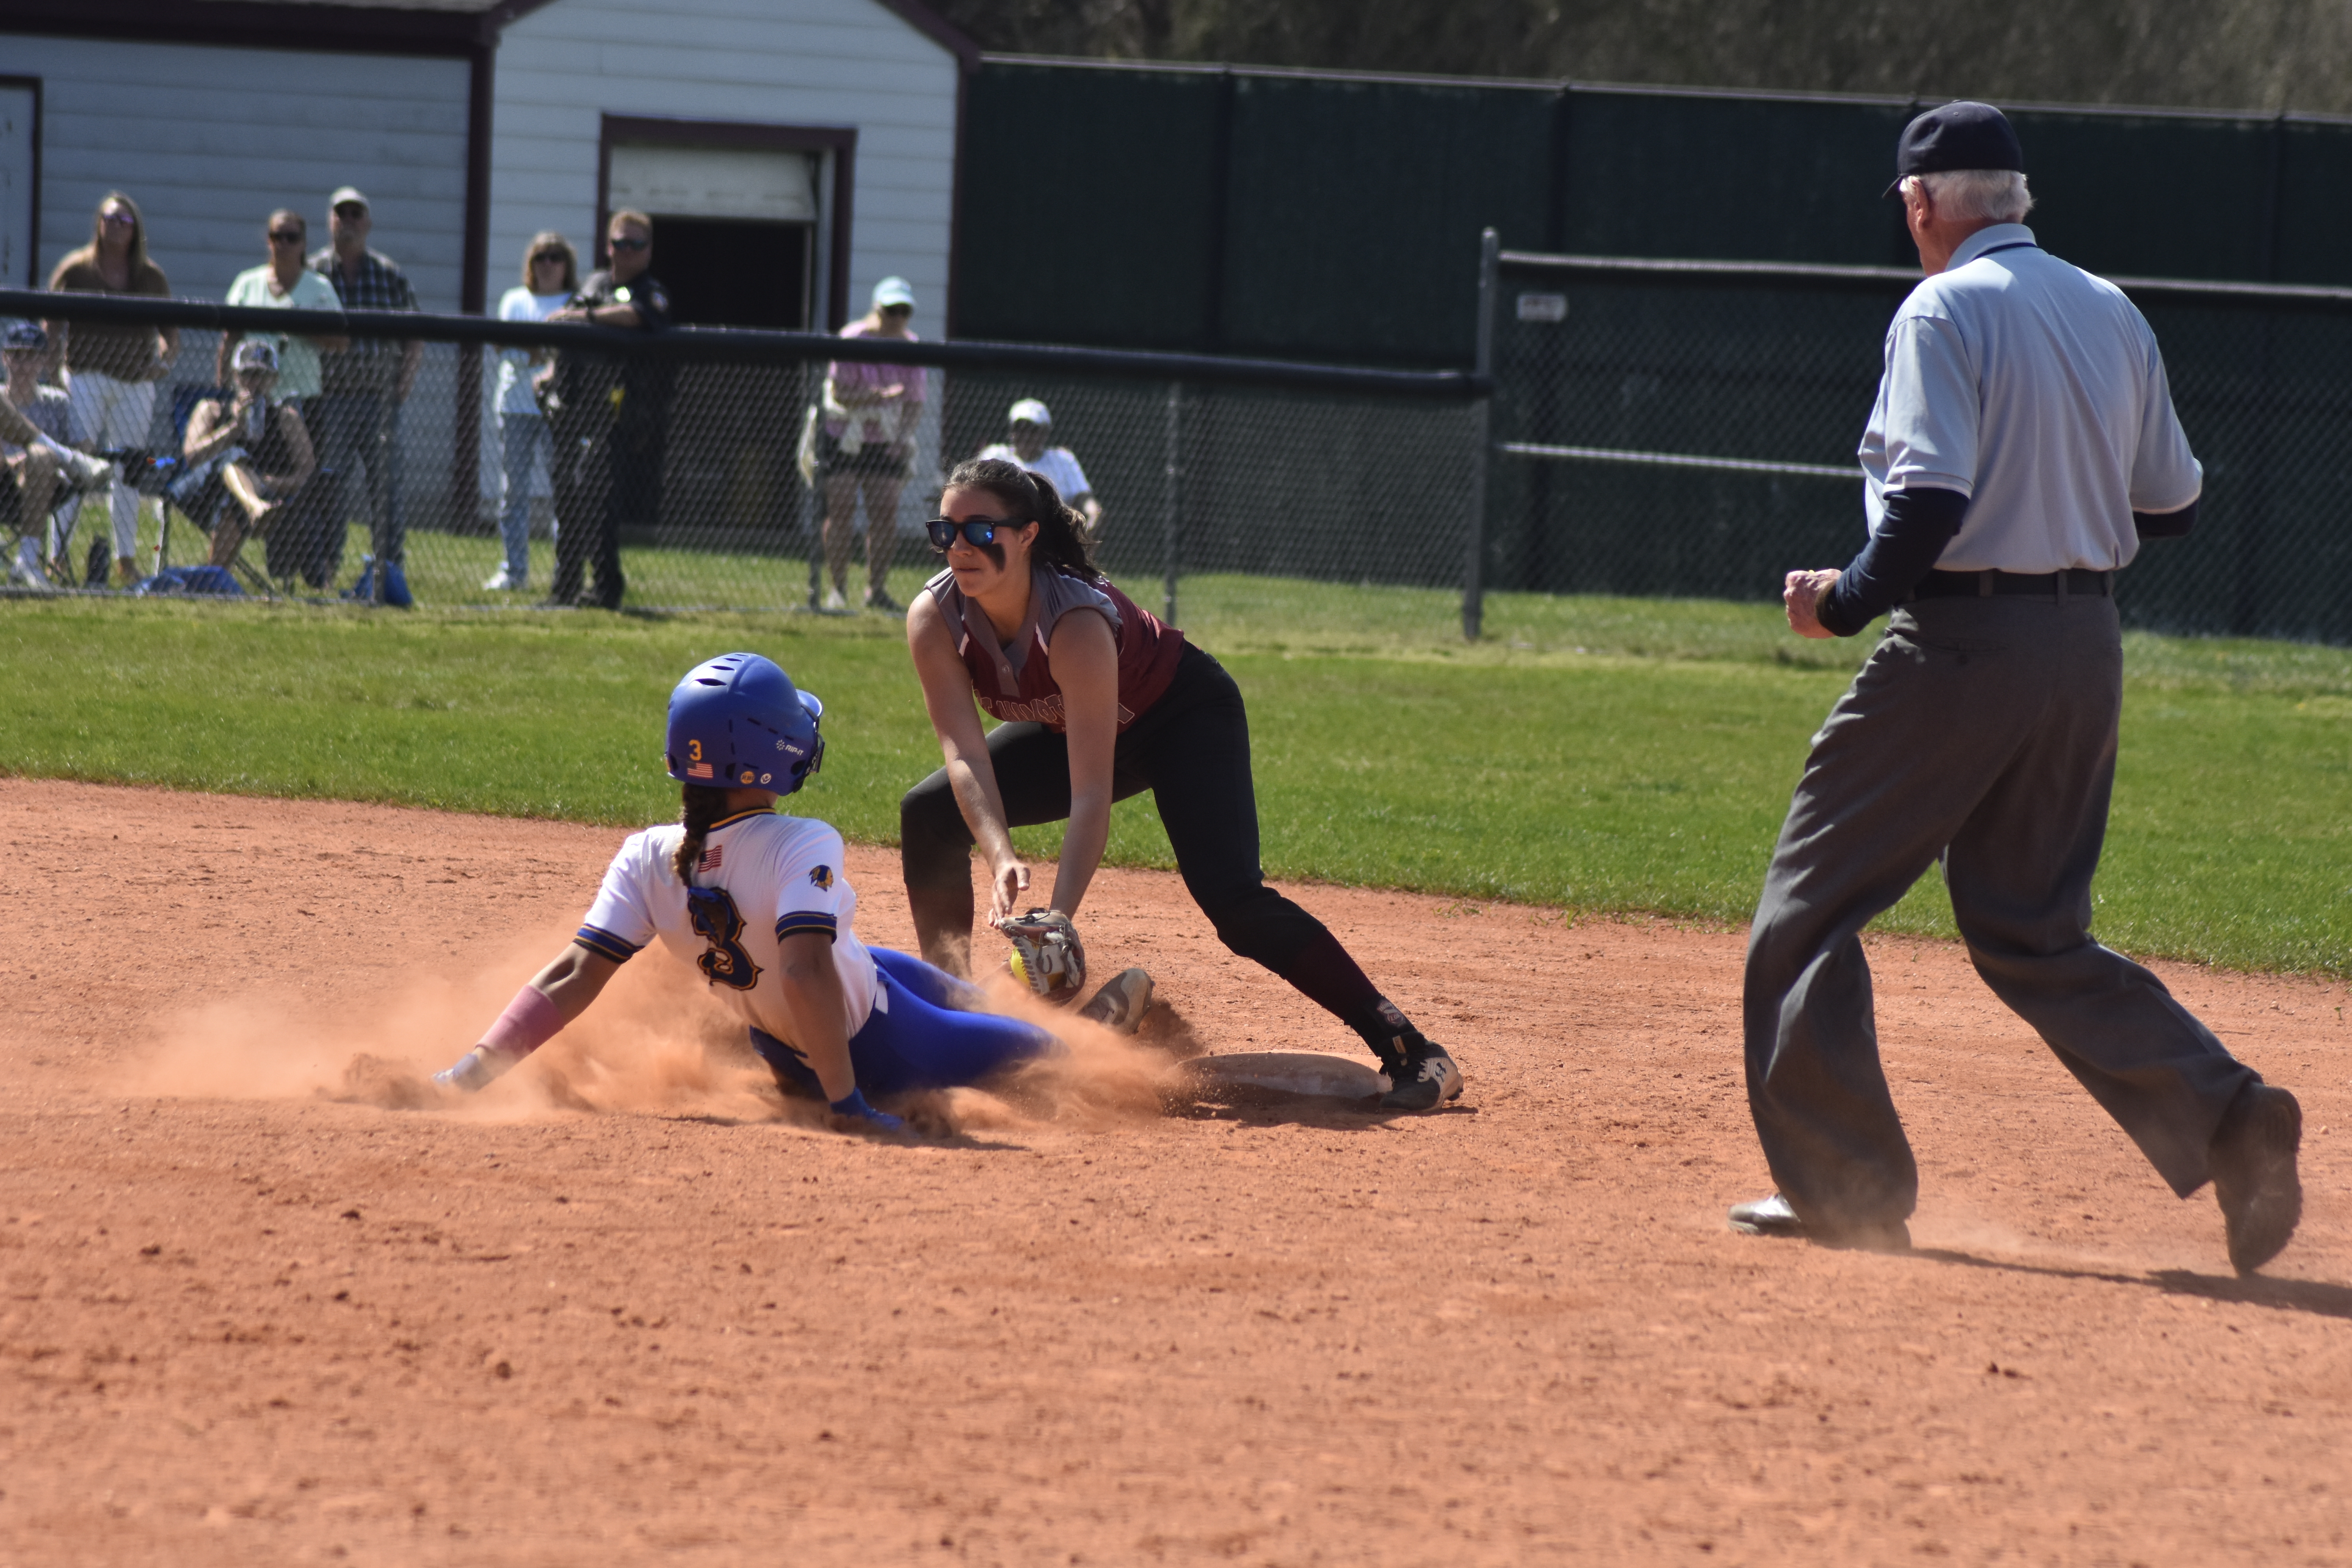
434, 652, 1140, 1127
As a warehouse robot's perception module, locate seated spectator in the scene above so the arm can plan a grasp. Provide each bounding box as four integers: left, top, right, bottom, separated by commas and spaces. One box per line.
179, 341, 316, 571
486, 230, 577, 593
222, 209, 347, 408
46, 192, 176, 586
977, 398, 1102, 536
1, 320, 111, 586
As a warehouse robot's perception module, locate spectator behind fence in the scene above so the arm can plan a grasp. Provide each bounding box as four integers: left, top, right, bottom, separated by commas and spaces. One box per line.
45, 192, 176, 588
977, 398, 1102, 537
179, 340, 316, 572
222, 210, 347, 412
3, 320, 92, 586
309, 186, 420, 592
818, 276, 926, 612
486, 231, 577, 593
540, 209, 672, 611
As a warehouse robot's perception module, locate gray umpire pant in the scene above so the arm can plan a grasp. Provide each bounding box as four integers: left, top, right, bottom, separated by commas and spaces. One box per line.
1743, 591, 2256, 1232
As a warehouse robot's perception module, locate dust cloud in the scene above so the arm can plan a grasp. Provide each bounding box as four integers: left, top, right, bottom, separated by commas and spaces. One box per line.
125, 926, 1201, 1136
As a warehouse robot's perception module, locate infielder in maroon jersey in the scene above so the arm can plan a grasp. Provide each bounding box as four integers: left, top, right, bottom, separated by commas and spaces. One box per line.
900, 456, 1462, 1112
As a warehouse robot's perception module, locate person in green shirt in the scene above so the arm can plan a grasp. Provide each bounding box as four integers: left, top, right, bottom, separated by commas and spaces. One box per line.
220, 210, 346, 406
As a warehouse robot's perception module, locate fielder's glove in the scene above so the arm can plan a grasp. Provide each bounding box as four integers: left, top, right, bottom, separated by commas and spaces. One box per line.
1002, 907, 1086, 1005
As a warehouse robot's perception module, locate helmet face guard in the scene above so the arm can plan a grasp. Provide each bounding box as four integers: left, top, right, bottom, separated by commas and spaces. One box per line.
664, 652, 824, 793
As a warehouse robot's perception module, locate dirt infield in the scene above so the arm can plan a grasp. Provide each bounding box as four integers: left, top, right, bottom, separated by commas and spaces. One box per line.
2, 776, 2347, 1566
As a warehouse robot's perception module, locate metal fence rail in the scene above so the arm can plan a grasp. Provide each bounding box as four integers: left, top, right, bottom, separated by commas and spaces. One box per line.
0, 289, 1486, 634
1487, 251, 2352, 645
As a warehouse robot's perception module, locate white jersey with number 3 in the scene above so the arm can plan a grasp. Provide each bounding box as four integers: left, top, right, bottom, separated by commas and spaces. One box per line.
573, 809, 880, 1045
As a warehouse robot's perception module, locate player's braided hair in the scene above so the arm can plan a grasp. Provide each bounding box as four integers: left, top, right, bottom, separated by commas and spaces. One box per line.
945, 457, 1098, 579
671, 783, 732, 882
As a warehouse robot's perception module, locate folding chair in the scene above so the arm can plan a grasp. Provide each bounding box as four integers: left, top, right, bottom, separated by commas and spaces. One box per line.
134, 386, 332, 597
6, 452, 116, 590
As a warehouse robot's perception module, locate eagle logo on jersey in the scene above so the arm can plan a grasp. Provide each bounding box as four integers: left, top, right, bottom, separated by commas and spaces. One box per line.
685, 886, 762, 992
809, 865, 833, 890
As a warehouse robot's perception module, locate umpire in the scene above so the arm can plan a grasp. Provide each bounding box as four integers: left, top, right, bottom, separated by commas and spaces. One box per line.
1730, 103, 2303, 1274
541, 209, 673, 610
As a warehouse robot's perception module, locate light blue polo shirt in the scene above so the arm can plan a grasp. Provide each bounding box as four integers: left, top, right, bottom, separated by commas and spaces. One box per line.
1857, 223, 2203, 574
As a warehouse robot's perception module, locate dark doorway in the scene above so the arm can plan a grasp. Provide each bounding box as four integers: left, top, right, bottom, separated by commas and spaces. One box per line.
648, 216, 813, 329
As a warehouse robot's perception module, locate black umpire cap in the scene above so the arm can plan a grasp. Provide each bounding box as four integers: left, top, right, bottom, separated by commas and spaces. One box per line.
1886, 101, 2025, 196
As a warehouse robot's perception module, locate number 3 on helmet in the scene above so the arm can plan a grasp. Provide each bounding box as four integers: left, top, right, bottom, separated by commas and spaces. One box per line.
663, 652, 826, 793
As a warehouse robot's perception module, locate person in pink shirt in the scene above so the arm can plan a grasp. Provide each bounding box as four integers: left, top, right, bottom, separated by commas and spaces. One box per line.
819, 277, 925, 612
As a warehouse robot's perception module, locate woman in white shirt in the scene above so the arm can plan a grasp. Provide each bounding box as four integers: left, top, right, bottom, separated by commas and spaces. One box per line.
486, 233, 577, 592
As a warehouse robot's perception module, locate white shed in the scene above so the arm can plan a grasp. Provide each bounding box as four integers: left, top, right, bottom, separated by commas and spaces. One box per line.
0, 0, 972, 327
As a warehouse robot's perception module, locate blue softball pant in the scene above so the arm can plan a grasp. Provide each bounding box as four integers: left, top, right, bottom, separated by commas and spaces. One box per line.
750, 946, 1058, 1098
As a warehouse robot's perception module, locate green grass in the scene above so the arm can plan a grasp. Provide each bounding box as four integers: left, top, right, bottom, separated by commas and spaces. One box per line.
2, 572, 2347, 975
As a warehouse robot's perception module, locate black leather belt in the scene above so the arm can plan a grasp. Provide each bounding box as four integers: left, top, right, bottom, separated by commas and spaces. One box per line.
1908, 568, 2114, 601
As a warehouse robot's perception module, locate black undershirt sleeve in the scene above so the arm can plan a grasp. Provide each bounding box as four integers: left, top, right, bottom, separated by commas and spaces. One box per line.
1814, 486, 1970, 637
2133, 498, 2198, 539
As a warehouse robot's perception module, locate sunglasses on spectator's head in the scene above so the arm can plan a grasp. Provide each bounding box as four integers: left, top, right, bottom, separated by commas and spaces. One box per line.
927, 516, 1018, 551
269, 230, 303, 244
608, 234, 650, 252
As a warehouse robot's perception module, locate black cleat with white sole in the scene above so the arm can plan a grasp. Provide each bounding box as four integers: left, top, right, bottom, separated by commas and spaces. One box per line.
1377, 1031, 1463, 1112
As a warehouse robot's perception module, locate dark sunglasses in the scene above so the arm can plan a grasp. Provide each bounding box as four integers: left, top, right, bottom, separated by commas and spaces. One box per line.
333, 205, 367, 219
608, 235, 650, 252
926, 516, 1018, 551
269, 230, 304, 244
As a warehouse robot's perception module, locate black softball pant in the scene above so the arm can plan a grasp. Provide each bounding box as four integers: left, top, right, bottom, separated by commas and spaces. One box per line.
900, 644, 1379, 1020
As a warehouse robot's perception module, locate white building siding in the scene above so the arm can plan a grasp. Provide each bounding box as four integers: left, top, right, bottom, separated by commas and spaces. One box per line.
2, 34, 470, 309
488, 0, 958, 328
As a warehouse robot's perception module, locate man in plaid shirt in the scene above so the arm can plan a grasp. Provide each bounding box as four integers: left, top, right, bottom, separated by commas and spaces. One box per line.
309, 186, 422, 593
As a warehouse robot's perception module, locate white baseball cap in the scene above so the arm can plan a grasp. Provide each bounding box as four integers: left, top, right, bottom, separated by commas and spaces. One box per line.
1008, 398, 1052, 427
232, 338, 280, 372
871, 276, 916, 310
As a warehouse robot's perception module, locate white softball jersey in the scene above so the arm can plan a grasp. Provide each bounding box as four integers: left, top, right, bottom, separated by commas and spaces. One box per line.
574, 809, 881, 1045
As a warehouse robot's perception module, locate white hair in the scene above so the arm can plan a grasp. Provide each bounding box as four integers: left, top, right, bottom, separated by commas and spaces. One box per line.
1909, 169, 2034, 223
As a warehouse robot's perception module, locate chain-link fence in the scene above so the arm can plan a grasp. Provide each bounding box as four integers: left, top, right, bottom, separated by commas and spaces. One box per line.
1488, 251, 2352, 645
0, 289, 1485, 639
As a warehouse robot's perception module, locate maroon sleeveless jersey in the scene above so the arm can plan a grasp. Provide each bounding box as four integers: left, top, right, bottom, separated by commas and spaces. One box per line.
927, 566, 1186, 733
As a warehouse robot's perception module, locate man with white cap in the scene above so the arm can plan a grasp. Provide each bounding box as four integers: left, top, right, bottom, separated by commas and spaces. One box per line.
819, 277, 926, 611
977, 398, 1102, 536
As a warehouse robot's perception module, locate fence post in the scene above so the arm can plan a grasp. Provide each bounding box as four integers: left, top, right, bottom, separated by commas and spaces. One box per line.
1163, 379, 1181, 625
804, 359, 824, 610
1462, 227, 1499, 641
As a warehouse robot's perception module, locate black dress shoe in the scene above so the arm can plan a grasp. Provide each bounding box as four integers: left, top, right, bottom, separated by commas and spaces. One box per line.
1728, 1192, 1909, 1252
2210, 1083, 2302, 1276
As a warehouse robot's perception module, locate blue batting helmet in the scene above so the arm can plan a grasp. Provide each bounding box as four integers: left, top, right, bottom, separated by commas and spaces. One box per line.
664, 652, 825, 793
